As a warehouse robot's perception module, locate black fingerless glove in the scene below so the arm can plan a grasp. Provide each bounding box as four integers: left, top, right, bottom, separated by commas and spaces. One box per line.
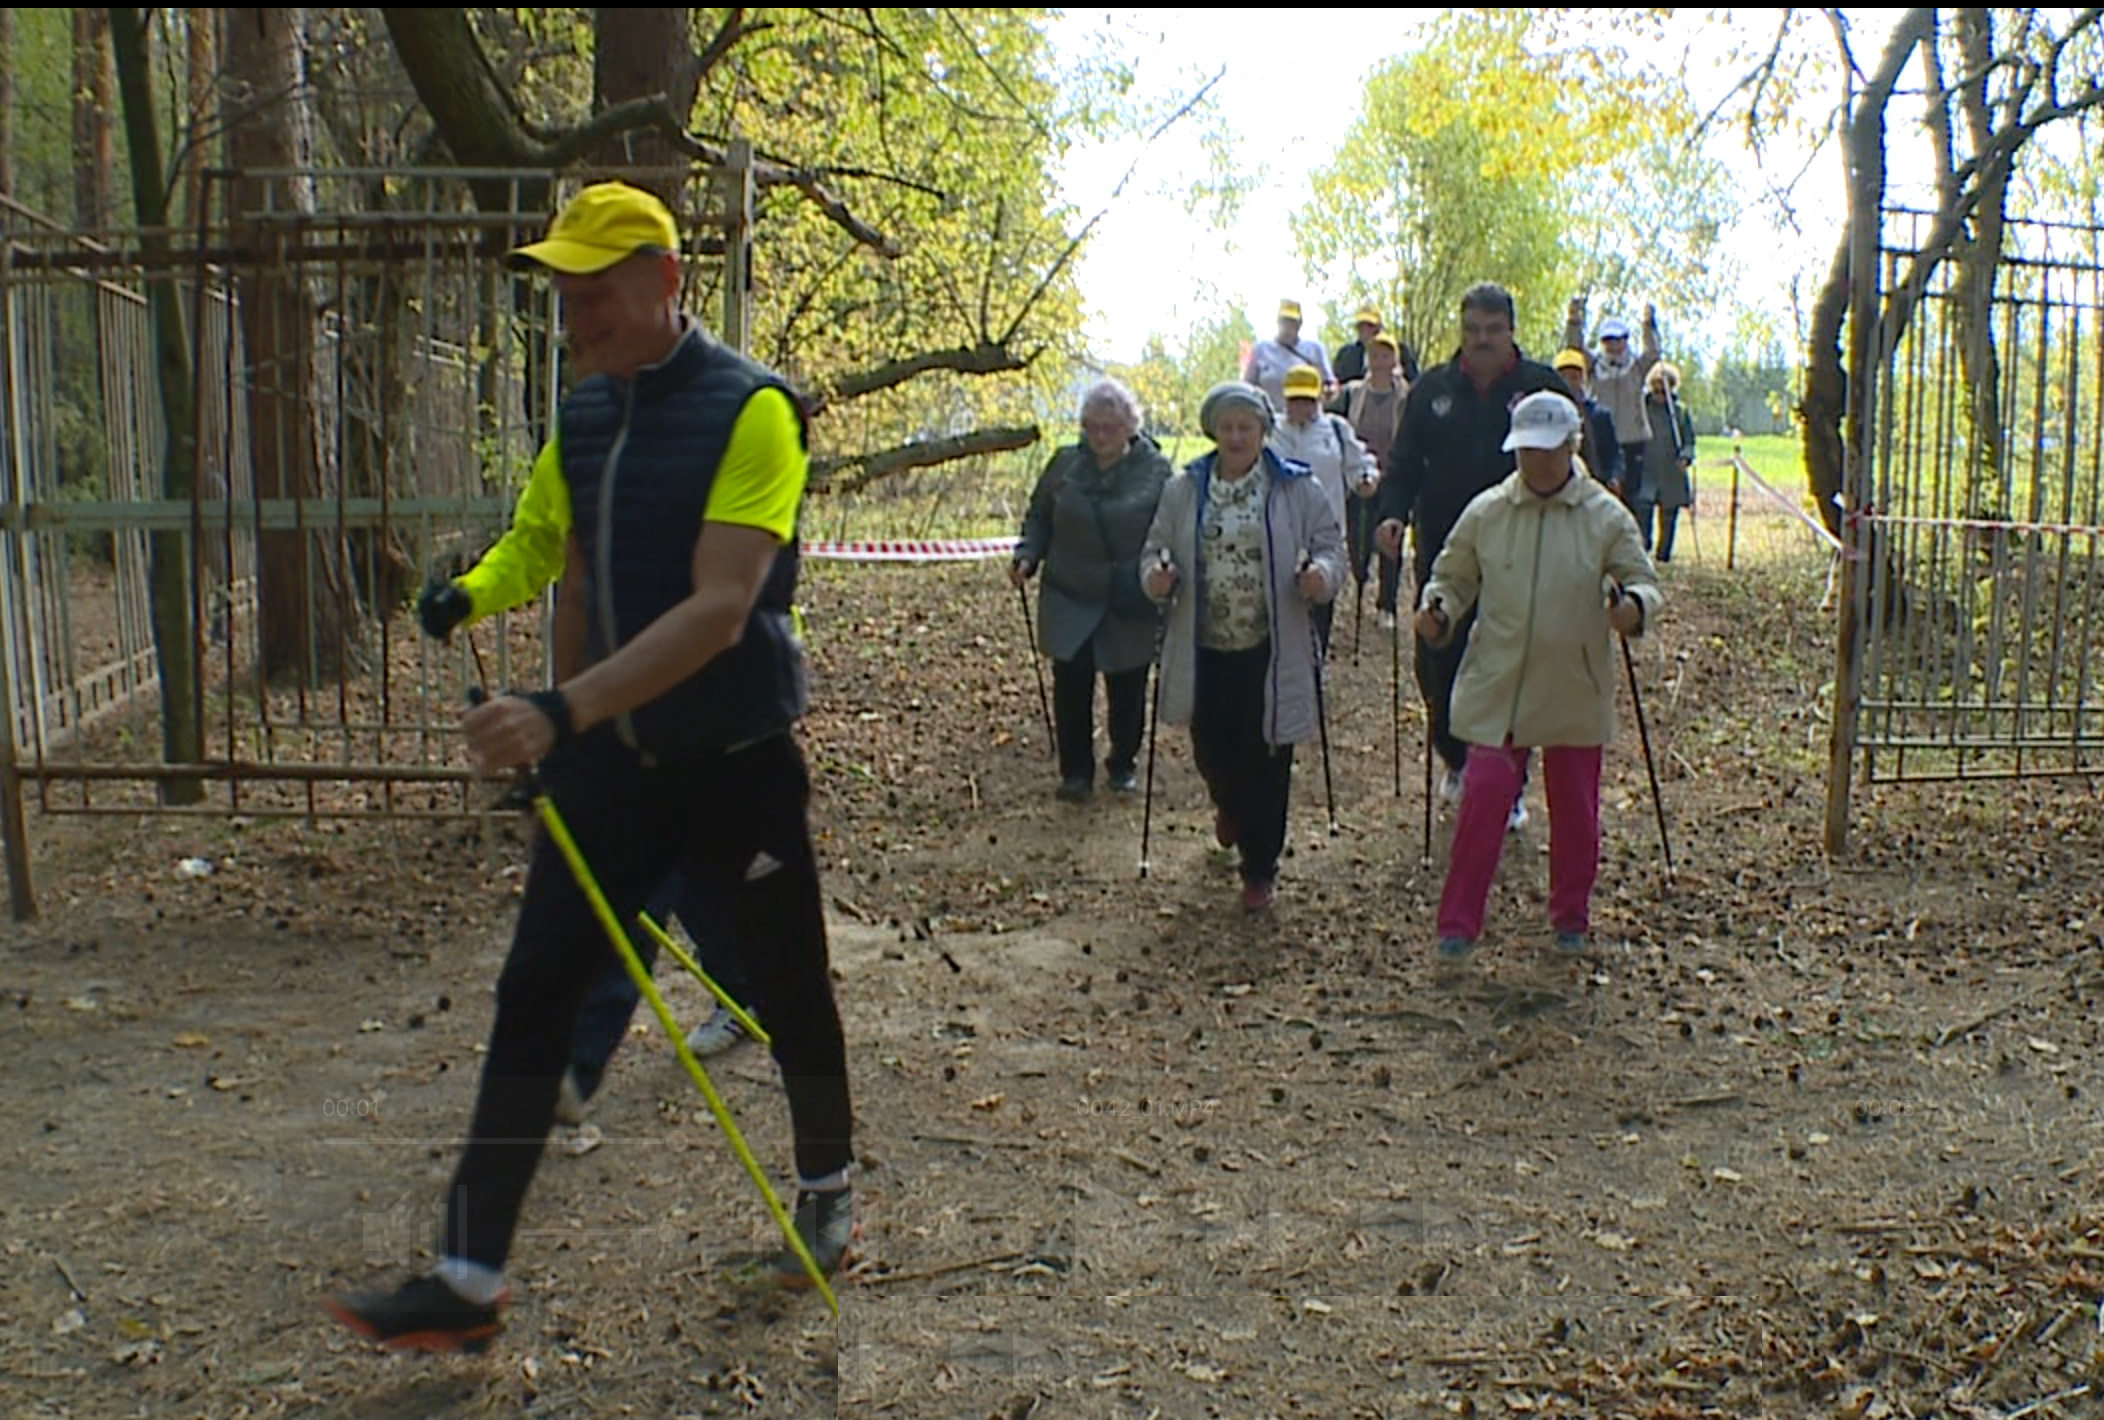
417, 580, 473, 640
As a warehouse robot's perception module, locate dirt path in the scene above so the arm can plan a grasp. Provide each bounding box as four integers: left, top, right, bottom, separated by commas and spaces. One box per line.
3, 551, 2102, 1418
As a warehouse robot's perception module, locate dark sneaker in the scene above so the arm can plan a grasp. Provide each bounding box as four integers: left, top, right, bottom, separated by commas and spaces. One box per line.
1435, 936, 1476, 963
1106, 766, 1139, 794
1555, 930, 1589, 954
774, 1187, 858, 1287
1055, 777, 1092, 803
322, 1274, 509, 1354
1240, 879, 1276, 912
1213, 808, 1238, 849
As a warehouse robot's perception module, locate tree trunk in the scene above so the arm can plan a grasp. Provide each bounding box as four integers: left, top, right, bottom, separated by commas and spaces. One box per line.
74, 9, 116, 231
109, 7, 205, 804
225, 7, 364, 682
1802, 240, 1848, 541
0, 9, 16, 198
1951, 6, 2007, 519
591, 8, 699, 200
184, 9, 218, 228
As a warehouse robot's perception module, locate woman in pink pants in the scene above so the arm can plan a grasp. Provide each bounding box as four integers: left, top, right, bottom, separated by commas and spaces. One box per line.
1413, 390, 1661, 960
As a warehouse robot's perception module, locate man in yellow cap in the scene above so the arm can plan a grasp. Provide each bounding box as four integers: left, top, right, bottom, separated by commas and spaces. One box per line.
1552, 346, 1624, 496
1243, 297, 1335, 411
325, 181, 856, 1353
1332, 305, 1421, 387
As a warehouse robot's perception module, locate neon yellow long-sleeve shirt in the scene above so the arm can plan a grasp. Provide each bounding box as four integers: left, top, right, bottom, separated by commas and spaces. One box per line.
450, 388, 805, 626
455, 439, 571, 624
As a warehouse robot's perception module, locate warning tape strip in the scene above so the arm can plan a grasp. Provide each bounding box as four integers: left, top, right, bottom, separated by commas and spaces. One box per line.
1859, 512, 2104, 539
801, 537, 1018, 562
1730, 457, 1842, 550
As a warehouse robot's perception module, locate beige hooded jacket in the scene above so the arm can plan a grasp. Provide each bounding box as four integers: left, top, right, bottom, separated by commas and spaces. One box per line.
1421, 468, 1663, 748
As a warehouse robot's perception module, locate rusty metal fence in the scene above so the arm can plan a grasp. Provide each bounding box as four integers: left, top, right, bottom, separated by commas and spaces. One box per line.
0, 160, 756, 918
1842, 208, 2104, 791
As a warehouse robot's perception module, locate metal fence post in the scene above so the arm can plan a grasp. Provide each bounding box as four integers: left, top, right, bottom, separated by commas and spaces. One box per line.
1726, 432, 1742, 571
0, 261, 37, 920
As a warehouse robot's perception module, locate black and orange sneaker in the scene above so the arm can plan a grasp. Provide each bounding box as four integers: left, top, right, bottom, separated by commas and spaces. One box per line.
322, 1274, 509, 1354
773, 1187, 858, 1288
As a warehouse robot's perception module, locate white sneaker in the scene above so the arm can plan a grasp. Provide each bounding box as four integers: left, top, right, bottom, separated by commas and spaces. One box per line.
554, 1069, 588, 1126
1439, 769, 1465, 806
1378, 610, 1398, 631
682, 1004, 753, 1059
1507, 801, 1529, 833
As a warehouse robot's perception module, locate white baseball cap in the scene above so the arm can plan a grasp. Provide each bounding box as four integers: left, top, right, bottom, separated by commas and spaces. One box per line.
1502, 391, 1583, 452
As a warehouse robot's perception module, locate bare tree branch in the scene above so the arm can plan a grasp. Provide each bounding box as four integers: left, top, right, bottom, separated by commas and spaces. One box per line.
695, 8, 757, 81
817, 342, 1032, 410
814, 425, 1041, 494
997, 66, 1225, 347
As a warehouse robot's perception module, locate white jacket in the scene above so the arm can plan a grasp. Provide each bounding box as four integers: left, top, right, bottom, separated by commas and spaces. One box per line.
1421, 469, 1662, 749
1268, 413, 1374, 539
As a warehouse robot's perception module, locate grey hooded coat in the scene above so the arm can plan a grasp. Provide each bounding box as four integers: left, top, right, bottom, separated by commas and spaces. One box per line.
1015, 438, 1173, 673
1140, 448, 1346, 745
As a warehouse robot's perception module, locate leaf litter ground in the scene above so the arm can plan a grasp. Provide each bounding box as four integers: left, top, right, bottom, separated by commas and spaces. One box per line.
3, 541, 2103, 1419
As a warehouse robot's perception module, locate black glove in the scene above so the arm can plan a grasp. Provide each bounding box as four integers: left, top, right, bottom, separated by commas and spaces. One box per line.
417, 579, 472, 640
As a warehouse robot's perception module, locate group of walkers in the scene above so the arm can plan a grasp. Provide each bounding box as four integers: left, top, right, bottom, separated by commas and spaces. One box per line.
1016, 284, 1678, 953
313, 183, 1691, 1361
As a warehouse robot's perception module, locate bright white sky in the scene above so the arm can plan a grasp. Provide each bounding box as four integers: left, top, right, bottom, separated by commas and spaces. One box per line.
1046, 8, 1862, 361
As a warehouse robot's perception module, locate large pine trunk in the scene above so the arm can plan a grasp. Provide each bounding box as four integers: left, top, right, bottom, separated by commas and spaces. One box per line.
224, 7, 364, 683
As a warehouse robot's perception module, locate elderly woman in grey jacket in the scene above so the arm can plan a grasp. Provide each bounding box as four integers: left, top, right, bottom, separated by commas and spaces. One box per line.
1012, 379, 1173, 800
1142, 382, 1347, 910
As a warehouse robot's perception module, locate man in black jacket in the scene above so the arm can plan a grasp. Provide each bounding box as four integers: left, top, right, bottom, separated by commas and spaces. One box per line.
1374, 282, 1565, 811
325, 183, 855, 1354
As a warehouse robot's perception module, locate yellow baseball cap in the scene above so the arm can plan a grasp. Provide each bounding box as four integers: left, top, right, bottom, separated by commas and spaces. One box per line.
1552, 347, 1590, 374
1354, 307, 1380, 326
1282, 365, 1323, 400
1277, 299, 1303, 322
511, 181, 679, 274
1371, 333, 1399, 353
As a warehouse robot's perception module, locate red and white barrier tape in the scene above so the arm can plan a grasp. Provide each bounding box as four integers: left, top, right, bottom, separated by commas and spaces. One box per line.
1859, 511, 2104, 539
1730, 457, 1842, 550
801, 537, 1019, 562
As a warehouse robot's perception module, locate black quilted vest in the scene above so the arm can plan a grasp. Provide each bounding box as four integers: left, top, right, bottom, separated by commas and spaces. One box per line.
561, 325, 807, 760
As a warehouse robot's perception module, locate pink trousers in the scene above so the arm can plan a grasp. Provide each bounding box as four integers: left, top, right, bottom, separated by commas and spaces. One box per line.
1437, 741, 1604, 941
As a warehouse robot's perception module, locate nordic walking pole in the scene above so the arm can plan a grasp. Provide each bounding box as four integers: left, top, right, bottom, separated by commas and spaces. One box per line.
1613, 588, 1676, 884
463, 697, 834, 1310
1300, 553, 1340, 836
634, 913, 772, 1049
1016, 582, 1055, 759
533, 795, 837, 1309
1138, 549, 1172, 879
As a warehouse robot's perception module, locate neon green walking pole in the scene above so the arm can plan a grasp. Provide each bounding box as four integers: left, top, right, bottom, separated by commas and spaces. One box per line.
532, 792, 834, 1312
